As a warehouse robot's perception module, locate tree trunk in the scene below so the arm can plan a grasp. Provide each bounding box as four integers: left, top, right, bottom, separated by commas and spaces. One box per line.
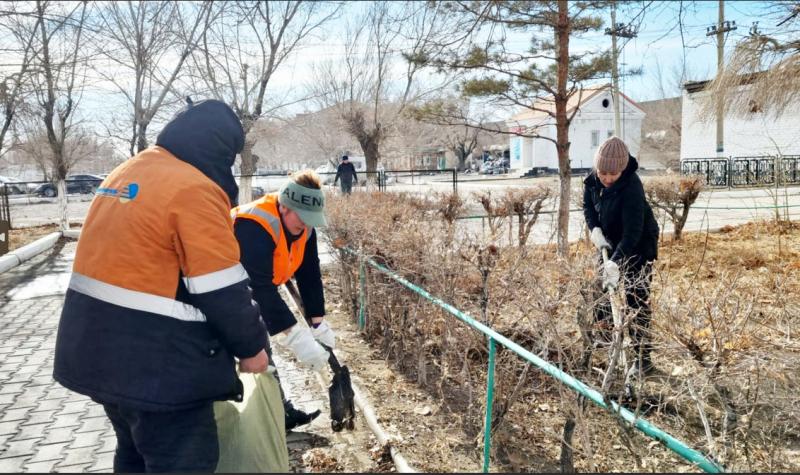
360, 136, 381, 179
57, 179, 69, 231
136, 120, 149, 153
559, 413, 577, 473
239, 139, 257, 205
554, 0, 572, 258
457, 148, 467, 171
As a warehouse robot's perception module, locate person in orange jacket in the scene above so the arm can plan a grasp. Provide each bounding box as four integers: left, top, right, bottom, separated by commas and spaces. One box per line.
232, 170, 334, 431
54, 99, 269, 472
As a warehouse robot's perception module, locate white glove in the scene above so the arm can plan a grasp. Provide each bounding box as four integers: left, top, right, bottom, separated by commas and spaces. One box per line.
311, 320, 336, 349
590, 227, 612, 251
602, 260, 620, 290
282, 324, 329, 372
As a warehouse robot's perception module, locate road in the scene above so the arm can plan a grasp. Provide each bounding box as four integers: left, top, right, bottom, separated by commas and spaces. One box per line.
7, 178, 800, 245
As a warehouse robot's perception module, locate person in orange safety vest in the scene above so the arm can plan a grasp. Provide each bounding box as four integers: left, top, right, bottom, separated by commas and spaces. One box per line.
232, 170, 334, 432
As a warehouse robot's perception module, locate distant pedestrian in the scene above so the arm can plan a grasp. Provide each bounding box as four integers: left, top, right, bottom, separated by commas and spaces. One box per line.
583, 136, 660, 375
53, 99, 269, 473
333, 155, 358, 194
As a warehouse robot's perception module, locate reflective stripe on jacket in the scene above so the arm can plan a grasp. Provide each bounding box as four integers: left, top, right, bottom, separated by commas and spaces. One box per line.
54, 146, 267, 411
231, 193, 308, 285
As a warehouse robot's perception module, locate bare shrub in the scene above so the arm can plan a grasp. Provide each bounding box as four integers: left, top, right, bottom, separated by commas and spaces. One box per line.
323, 190, 800, 472
644, 175, 703, 241
499, 186, 553, 247
472, 190, 506, 241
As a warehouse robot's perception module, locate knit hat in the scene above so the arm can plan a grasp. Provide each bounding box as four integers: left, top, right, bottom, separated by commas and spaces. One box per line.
278, 180, 327, 228
594, 136, 629, 174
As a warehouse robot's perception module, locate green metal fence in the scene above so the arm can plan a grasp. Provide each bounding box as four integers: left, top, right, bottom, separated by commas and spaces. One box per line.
345, 249, 724, 473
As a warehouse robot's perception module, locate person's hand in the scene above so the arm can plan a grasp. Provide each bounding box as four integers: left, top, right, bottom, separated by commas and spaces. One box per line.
239, 349, 269, 373
602, 260, 620, 290
283, 324, 329, 372
311, 320, 336, 349
590, 227, 612, 251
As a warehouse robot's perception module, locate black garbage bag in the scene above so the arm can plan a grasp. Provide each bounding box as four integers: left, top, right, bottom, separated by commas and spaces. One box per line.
324, 345, 356, 432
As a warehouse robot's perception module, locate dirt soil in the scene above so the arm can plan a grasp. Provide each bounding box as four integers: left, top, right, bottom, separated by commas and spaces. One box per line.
8, 222, 83, 252
324, 298, 485, 472
8, 224, 59, 251
322, 219, 800, 473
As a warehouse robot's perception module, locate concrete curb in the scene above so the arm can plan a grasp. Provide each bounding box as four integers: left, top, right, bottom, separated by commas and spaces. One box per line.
63, 229, 81, 240
309, 370, 417, 472
0, 231, 62, 274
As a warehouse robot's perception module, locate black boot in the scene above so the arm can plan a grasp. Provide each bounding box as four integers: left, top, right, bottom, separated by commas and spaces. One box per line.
284, 401, 321, 433
631, 347, 656, 376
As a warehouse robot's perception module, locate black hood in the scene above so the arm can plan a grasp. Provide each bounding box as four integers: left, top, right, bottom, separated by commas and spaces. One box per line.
156, 99, 243, 205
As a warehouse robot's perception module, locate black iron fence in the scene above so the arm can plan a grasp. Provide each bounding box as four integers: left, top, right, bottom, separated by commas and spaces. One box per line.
0, 170, 460, 230
681, 155, 800, 188
0, 188, 9, 255
236, 168, 458, 195
2, 178, 106, 231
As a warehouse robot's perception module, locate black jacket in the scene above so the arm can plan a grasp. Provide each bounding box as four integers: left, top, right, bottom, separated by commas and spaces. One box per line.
235, 217, 326, 336
583, 156, 659, 267
334, 162, 357, 184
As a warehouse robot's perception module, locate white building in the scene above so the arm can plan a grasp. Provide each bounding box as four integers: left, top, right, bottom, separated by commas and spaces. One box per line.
506, 85, 645, 173
681, 79, 800, 158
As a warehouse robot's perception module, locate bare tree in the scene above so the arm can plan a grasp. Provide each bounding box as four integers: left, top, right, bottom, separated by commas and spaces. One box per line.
309, 1, 455, 177
273, 107, 360, 168
409, 1, 614, 258
412, 97, 492, 171
0, 3, 46, 161
188, 0, 340, 203
92, 1, 214, 156
25, 0, 90, 230
706, 2, 800, 117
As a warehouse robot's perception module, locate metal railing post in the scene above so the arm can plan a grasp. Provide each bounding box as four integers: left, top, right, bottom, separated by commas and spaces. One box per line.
482, 337, 496, 473
727, 157, 732, 189
343, 249, 725, 473
358, 257, 367, 330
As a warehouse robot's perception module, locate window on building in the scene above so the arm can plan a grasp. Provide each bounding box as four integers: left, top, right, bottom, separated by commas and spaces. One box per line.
607, 130, 614, 138
591, 130, 600, 147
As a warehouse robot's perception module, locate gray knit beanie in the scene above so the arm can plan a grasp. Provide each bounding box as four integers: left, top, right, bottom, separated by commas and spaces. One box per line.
594, 136, 629, 174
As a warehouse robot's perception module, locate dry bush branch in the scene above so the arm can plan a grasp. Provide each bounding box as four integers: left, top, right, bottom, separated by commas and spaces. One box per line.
323, 190, 800, 472
644, 175, 703, 241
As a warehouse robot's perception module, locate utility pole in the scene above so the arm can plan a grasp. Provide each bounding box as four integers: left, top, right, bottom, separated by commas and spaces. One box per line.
605, 1, 637, 140
706, 0, 736, 155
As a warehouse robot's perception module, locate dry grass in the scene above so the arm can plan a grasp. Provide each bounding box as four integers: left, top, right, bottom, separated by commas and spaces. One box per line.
323, 190, 800, 472
8, 224, 59, 251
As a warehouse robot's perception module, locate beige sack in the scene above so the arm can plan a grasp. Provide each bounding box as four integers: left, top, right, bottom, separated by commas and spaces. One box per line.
214, 370, 289, 473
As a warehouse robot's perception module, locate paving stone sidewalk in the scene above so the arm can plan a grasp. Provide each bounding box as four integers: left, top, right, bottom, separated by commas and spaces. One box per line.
0, 239, 334, 473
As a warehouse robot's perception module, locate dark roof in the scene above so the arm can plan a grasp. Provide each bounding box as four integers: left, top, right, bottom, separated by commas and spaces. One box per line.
683, 71, 766, 94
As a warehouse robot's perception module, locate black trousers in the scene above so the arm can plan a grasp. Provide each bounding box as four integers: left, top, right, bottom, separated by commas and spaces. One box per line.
102, 402, 218, 473
593, 261, 654, 358
340, 180, 353, 194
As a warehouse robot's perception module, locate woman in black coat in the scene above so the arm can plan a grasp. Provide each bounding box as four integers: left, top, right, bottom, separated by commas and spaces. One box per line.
583, 136, 659, 374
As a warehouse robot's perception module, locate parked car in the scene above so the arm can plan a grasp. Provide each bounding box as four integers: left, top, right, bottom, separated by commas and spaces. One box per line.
34, 174, 104, 197
0, 175, 25, 195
